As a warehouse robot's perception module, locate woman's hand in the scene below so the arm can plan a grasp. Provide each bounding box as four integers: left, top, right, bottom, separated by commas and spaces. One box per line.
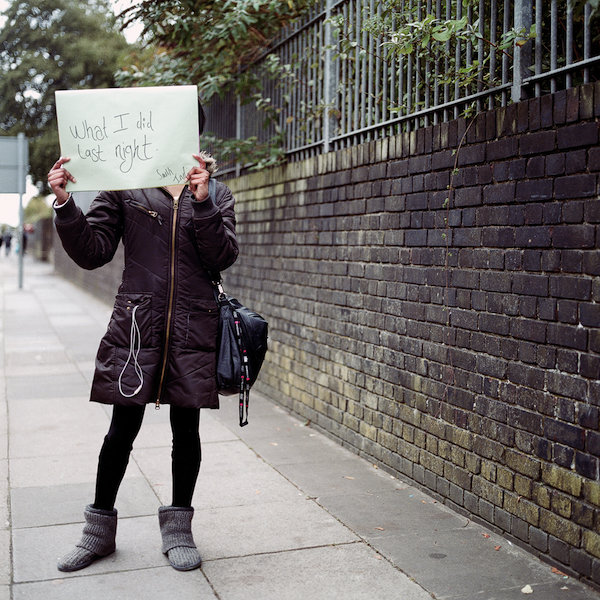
186, 154, 210, 202
48, 157, 76, 205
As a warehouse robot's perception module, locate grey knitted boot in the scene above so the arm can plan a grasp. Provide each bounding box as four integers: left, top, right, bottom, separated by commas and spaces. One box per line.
57, 505, 117, 572
158, 506, 202, 571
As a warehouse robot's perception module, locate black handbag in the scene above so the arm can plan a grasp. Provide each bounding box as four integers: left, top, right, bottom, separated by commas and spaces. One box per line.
213, 277, 268, 426
206, 178, 268, 426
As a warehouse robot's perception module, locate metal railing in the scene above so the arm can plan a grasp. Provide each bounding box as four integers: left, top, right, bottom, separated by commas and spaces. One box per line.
205, 0, 600, 174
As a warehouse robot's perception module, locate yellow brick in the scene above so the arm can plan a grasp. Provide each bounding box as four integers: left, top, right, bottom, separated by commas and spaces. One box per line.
550, 492, 572, 519
481, 460, 496, 482
497, 467, 514, 491
583, 480, 600, 507
532, 484, 551, 509
539, 509, 580, 546
541, 464, 583, 497
583, 531, 600, 558
514, 475, 532, 499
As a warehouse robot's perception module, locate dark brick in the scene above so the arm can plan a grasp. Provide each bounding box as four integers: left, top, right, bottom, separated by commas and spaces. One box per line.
545, 418, 585, 450
578, 405, 599, 430
483, 228, 515, 247
581, 354, 600, 380
507, 362, 545, 389
542, 203, 561, 225
566, 149, 587, 175
454, 187, 481, 207
552, 225, 596, 249
546, 153, 565, 176
570, 548, 592, 578
529, 527, 548, 552
553, 443, 575, 468
388, 159, 408, 178
511, 516, 529, 542
554, 89, 567, 124
535, 438, 552, 460
580, 303, 600, 327
510, 318, 546, 342
557, 122, 599, 149
538, 298, 556, 320
487, 138, 518, 161
587, 431, 600, 456
512, 273, 549, 296
529, 97, 541, 130
515, 180, 553, 202
555, 174, 597, 199
483, 182, 515, 205
509, 407, 543, 435
520, 130, 556, 155
575, 452, 598, 479
548, 536, 571, 564
549, 275, 592, 300
514, 226, 551, 248
526, 156, 545, 178
557, 300, 578, 323
540, 93, 553, 127
566, 87, 580, 122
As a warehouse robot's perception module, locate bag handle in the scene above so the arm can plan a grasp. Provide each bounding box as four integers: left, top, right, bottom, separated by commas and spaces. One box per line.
204, 180, 249, 426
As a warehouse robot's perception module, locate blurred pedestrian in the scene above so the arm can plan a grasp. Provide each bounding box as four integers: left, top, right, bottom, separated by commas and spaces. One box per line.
3, 231, 12, 256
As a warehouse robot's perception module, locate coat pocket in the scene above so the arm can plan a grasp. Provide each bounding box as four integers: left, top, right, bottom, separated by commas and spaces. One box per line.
179, 298, 219, 351
106, 293, 154, 348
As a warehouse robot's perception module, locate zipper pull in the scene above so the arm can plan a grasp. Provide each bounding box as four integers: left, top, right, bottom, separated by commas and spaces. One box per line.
149, 211, 163, 225
155, 399, 161, 410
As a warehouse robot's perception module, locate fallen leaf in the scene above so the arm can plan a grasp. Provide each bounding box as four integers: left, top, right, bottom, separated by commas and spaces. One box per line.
551, 567, 568, 578
521, 584, 533, 594
343, 476, 355, 480
561, 586, 569, 590
482, 533, 490, 539
494, 545, 501, 551
375, 527, 385, 531
270, 442, 278, 446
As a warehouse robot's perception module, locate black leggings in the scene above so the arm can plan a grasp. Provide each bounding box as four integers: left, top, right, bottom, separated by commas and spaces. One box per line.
93, 405, 201, 511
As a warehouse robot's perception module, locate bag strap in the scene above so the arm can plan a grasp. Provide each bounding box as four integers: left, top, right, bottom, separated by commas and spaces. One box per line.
206, 177, 222, 290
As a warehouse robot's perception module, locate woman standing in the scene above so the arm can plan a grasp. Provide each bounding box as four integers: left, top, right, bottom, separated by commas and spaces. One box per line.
46, 113, 237, 572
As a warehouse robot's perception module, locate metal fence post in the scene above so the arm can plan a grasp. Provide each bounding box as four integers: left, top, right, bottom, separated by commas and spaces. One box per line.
323, 0, 338, 153
512, 0, 533, 102
235, 93, 242, 177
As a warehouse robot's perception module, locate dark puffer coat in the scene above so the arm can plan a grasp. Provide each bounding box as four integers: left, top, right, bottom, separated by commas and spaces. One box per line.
54, 181, 238, 409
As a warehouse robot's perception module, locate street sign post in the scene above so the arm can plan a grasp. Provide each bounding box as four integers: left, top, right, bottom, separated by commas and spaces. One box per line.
0, 133, 29, 288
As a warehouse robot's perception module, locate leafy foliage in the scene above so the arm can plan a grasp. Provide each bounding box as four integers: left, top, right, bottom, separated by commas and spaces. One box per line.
116, 1, 317, 94
114, 0, 318, 169
0, 0, 129, 191
24, 194, 52, 222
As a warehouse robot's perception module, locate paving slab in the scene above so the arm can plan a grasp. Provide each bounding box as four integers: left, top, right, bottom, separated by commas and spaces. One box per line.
134, 441, 306, 508
194, 499, 358, 560
12, 515, 165, 583
8, 396, 108, 458
5, 372, 91, 400
11, 478, 159, 529
12, 567, 216, 600
8, 450, 142, 489
203, 542, 431, 600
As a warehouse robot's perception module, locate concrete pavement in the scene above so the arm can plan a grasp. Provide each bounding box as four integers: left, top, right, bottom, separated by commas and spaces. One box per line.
1, 254, 599, 600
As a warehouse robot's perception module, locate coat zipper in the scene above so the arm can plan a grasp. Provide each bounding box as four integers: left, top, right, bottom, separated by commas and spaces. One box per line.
129, 200, 163, 225
155, 194, 180, 409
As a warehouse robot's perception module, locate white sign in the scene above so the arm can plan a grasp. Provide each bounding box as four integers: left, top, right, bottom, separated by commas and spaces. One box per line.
55, 86, 199, 191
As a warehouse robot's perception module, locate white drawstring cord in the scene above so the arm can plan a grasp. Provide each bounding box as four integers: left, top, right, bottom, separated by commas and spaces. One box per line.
118, 304, 144, 397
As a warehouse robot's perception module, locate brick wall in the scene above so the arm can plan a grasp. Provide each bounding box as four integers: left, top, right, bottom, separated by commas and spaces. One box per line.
53, 82, 600, 584
225, 83, 600, 584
